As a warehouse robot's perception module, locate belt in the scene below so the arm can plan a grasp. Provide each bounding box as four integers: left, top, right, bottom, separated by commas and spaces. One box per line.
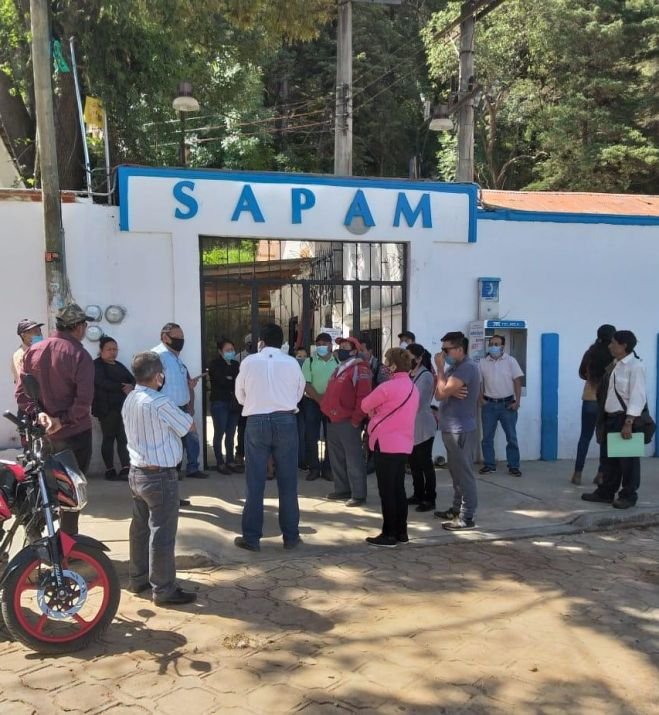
135, 465, 173, 472
484, 395, 514, 404
606, 411, 625, 417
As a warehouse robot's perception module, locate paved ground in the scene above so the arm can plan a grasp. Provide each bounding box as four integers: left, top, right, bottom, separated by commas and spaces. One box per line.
1, 458, 659, 713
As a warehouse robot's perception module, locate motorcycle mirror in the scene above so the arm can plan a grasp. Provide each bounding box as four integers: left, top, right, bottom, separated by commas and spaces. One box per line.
23, 374, 41, 402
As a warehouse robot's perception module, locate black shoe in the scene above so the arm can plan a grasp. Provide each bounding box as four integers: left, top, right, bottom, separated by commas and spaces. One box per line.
119, 466, 130, 478
366, 534, 398, 547
479, 466, 496, 475
396, 534, 409, 543
321, 471, 333, 482
415, 502, 435, 513
154, 587, 197, 606
508, 467, 522, 477
442, 517, 476, 531
179, 498, 191, 507
306, 469, 321, 482
105, 468, 118, 480
283, 538, 303, 550
127, 582, 150, 594
581, 492, 614, 504
434, 508, 459, 520
234, 536, 260, 552
407, 495, 423, 505
228, 462, 245, 474
217, 464, 232, 475
326, 492, 351, 500
187, 471, 209, 479
345, 498, 366, 507
612, 497, 636, 509
298, 463, 309, 471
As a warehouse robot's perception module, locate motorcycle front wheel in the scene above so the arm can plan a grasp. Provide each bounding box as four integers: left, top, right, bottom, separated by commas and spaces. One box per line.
1, 542, 120, 654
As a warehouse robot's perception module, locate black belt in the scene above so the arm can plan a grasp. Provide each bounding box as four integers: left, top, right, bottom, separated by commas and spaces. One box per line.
135, 465, 174, 472
484, 395, 514, 404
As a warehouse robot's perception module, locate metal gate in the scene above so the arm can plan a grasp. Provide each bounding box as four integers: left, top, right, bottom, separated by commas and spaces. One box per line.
200, 237, 408, 361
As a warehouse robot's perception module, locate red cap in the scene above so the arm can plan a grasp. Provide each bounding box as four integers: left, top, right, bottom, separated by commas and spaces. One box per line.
335, 336, 361, 351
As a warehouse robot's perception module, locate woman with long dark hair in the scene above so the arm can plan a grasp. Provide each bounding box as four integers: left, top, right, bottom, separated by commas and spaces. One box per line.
208, 338, 242, 474
406, 343, 437, 511
92, 336, 135, 480
571, 324, 615, 485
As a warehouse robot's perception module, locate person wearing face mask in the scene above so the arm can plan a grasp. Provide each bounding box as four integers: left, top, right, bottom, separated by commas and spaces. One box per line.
122, 351, 197, 606
478, 335, 524, 477
361, 348, 420, 547
320, 337, 373, 506
208, 339, 242, 475
152, 323, 207, 505
398, 330, 416, 350
433, 331, 480, 530
301, 334, 338, 481
11, 318, 44, 384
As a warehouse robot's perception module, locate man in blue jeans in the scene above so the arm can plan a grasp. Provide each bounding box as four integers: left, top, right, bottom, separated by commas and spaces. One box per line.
478, 335, 524, 477
234, 324, 306, 551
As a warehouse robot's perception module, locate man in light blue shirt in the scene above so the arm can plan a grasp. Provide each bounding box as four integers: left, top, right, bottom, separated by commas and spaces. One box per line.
122, 351, 196, 606
152, 322, 207, 484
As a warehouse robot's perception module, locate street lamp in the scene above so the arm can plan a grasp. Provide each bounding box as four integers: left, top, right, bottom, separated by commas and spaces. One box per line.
172, 81, 199, 167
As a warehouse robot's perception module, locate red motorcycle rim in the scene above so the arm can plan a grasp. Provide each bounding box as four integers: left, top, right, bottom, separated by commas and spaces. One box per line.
12, 548, 112, 643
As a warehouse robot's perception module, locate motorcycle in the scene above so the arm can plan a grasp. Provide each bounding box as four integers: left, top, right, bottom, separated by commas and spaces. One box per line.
0, 375, 120, 654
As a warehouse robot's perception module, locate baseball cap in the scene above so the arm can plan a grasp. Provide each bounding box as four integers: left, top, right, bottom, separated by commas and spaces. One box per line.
315, 332, 333, 343
56, 303, 95, 328
335, 336, 361, 351
398, 330, 416, 342
16, 319, 44, 336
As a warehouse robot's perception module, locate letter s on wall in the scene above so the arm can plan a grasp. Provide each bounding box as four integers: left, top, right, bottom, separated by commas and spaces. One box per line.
173, 181, 198, 220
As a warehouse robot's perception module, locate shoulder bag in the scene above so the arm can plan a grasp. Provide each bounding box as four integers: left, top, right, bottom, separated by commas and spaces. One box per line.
613, 374, 656, 445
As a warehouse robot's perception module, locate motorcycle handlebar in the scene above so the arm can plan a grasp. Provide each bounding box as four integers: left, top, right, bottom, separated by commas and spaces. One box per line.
3, 410, 22, 426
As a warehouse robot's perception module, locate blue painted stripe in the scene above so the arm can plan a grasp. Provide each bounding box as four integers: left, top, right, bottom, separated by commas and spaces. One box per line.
116, 165, 479, 237
655, 334, 659, 457
541, 333, 559, 461
478, 207, 659, 228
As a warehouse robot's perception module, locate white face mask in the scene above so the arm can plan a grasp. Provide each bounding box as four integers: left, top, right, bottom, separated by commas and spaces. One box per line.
399, 341, 409, 349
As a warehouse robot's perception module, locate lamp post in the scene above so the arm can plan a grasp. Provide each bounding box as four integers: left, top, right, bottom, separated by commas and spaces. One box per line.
172, 81, 199, 167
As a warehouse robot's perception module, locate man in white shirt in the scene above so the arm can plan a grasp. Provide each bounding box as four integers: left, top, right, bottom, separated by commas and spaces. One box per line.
583, 330, 647, 509
234, 323, 306, 551
122, 351, 196, 606
478, 335, 525, 477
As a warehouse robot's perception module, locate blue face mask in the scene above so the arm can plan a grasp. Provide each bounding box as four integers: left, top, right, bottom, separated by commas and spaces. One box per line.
338, 349, 352, 362
316, 345, 329, 357
30, 335, 43, 345
223, 351, 236, 361
488, 346, 502, 357
297, 357, 306, 366
444, 355, 456, 367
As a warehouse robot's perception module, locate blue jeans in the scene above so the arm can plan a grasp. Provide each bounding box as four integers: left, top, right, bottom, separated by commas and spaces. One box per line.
481, 400, 520, 470
242, 412, 299, 547
302, 398, 330, 472
210, 400, 239, 465
182, 429, 200, 474
574, 400, 602, 473
128, 467, 179, 600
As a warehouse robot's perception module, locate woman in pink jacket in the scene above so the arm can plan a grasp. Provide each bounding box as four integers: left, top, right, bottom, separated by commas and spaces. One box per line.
361, 348, 420, 547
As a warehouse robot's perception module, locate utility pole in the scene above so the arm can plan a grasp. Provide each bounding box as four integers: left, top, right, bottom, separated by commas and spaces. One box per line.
334, 0, 353, 176
30, 0, 70, 328
456, 0, 475, 182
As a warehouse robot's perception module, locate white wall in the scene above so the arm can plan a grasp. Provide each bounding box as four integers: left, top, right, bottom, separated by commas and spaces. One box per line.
0, 194, 657, 465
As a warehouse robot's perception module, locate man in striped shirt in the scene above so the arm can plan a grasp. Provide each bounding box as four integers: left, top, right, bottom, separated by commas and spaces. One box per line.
122, 351, 197, 606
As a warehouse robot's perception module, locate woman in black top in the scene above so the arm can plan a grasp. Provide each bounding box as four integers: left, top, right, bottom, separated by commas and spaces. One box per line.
92, 336, 135, 480
208, 339, 241, 475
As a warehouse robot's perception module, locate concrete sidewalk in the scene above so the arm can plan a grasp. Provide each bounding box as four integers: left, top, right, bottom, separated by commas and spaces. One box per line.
4, 449, 657, 567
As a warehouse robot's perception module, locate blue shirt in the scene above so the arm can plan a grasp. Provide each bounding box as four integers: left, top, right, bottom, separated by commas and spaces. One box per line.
152, 342, 190, 408
439, 357, 480, 433
122, 385, 193, 468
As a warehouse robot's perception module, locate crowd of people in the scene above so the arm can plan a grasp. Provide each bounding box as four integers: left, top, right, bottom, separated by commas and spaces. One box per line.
11, 305, 651, 608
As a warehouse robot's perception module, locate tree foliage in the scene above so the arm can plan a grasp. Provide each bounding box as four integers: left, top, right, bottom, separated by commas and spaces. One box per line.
424, 0, 658, 191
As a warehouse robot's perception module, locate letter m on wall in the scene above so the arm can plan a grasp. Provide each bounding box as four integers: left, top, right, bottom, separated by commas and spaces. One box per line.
393, 193, 432, 228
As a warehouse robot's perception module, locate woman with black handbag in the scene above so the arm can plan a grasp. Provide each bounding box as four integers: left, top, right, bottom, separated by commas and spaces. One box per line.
582, 330, 650, 509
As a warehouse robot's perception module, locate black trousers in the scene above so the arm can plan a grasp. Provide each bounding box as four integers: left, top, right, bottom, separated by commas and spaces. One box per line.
375, 451, 408, 539
49, 429, 92, 535
409, 436, 436, 503
236, 415, 247, 458
98, 410, 130, 470
598, 413, 641, 502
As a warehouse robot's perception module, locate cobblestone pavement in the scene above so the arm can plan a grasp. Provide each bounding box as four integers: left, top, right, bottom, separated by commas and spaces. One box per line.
1, 526, 659, 715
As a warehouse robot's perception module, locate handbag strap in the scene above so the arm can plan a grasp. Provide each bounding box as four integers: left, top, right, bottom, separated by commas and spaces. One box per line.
369, 385, 415, 434
613, 372, 649, 416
